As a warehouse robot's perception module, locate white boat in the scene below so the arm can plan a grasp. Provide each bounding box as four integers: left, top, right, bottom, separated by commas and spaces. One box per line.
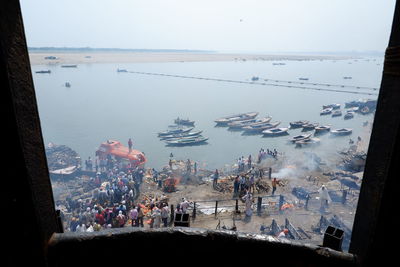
302, 123, 319, 131
214, 112, 259, 125
323, 103, 341, 110
228, 116, 272, 129
289, 120, 309, 128
332, 110, 342, 117
330, 128, 353, 136
295, 137, 320, 148
288, 133, 312, 143
160, 130, 203, 140
262, 127, 289, 136
314, 125, 331, 134
320, 108, 333, 115
158, 126, 194, 137
165, 136, 209, 146
243, 121, 281, 133
344, 111, 355, 120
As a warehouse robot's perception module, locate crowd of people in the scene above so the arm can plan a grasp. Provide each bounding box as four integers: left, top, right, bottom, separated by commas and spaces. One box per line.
61, 153, 201, 233
63, 143, 289, 234
257, 148, 281, 162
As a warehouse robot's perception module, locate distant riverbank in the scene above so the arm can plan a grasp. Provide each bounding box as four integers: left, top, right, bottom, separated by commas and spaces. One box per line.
29, 51, 349, 65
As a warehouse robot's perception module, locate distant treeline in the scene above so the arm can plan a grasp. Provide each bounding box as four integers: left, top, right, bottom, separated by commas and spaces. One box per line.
28, 47, 214, 53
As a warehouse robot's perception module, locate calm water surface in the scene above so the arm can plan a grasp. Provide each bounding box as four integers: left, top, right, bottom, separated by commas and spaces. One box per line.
31, 57, 382, 170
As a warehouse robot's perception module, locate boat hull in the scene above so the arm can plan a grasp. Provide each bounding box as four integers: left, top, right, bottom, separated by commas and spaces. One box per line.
215, 112, 259, 125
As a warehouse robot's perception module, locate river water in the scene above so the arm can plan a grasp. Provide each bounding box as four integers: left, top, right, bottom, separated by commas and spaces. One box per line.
31, 57, 382, 171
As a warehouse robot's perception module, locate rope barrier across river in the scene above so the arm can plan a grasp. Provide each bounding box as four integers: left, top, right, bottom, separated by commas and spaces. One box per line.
128, 71, 379, 96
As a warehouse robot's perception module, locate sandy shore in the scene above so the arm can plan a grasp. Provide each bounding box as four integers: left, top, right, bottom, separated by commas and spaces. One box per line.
29, 52, 347, 65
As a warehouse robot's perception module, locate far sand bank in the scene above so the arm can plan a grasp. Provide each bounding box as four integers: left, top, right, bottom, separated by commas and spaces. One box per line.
29, 52, 350, 65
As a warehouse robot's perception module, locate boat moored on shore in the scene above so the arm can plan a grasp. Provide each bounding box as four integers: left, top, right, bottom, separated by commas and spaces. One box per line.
295, 137, 320, 148
174, 117, 195, 126
165, 136, 209, 146
215, 112, 259, 126
320, 108, 333, 115
158, 126, 194, 137
160, 130, 203, 140
243, 121, 281, 133
227, 116, 272, 129
330, 128, 353, 136
289, 120, 309, 129
289, 133, 312, 143
262, 127, 289, 136
314, 125, 331, 134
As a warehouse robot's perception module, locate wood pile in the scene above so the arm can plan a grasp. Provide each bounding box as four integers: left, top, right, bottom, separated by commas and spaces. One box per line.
45, 143, 81, 171
255, 179, 271, 194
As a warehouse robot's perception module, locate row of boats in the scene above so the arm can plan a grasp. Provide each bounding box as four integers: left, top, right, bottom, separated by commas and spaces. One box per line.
214, 112, 353, 145
320, 103, 361, 119
320, 99, 378, 119
157, 118, 208, 146
215, 112, 286, 135
288, 122, 353, 148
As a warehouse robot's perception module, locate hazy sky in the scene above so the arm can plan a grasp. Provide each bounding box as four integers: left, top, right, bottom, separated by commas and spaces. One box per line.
20, 0, 396, 53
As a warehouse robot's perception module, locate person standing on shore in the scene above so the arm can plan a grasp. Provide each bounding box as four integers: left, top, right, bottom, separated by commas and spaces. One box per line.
151, 207, 162, 228
194, 162, 197, 175
213, 169, 219, 188
129, 206, 138, 227
116, 210, 126, 228
186, 159, 191, 174
247, 155, 252, 169
128, 138, 133, 153
242, 191, 253, 217
137, 205, 144, 227
271, 178, 278, 196
161, 203, 169, 227
318, 185, 331, 212
233, 175, 240, 197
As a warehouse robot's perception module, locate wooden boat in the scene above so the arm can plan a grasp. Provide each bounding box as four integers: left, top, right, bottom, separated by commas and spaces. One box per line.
330, 128, 353, 136
295, 137, 320, 148
323, 103, 341, 110
174, 117, 195, 126
288, 133, 312, 143
227, 116, 272, 129
35, 70, 51, 74
346, 107, 359, 112
299, 78, 309, 81
61, 64, 78, 68
289, 120, 309, 129
160, 130, 203, 140
344, 111, 355, 120
117, 68, 128, 72
262, 127, 289, 136
251, 76, 259, 81
332, 110, 342, 117
360, 106, 370, 114
345, 100, 360, 108
314, 125, 331, 134
320, 108, 333, 115
302, 123, 319, 131
158, 126, 194, 137
165, 136, 209, 146
214, 112, 259, 125
242, 121, 281, 133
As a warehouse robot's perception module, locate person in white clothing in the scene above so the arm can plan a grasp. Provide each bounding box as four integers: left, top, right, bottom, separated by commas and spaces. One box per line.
180, 198, 190, 214
318, 185, 332, 211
